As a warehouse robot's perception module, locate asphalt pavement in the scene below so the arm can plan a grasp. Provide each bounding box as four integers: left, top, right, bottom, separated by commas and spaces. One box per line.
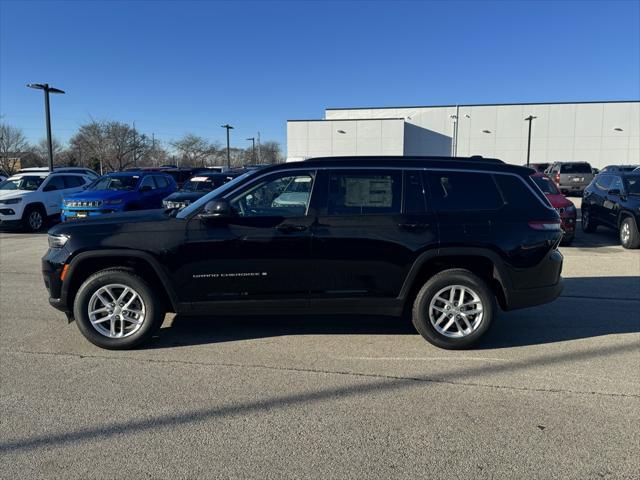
1, 200, 639, 479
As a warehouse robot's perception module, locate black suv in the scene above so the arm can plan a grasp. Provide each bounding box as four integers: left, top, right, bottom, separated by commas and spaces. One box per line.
582, 172, 640, 249
43, 157, 564, 350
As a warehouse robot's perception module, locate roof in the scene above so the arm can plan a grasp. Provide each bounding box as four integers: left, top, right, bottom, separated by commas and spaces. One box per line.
263, 156, 533, 176
325, 100, 639, 111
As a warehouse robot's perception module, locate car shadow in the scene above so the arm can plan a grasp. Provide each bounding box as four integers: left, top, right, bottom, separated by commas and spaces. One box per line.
561, 205, 623, 248
147, 276, 640, 350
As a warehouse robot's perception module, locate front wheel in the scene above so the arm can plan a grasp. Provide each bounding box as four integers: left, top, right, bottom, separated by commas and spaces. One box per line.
411, 269, 496, 349
620, 216, 640, 249
22, 205, 46, 232
73, 268, 165, 349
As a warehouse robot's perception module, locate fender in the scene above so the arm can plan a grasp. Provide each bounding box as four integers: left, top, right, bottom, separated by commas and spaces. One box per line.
62, 249, 179, 312
397, 246, 512, 301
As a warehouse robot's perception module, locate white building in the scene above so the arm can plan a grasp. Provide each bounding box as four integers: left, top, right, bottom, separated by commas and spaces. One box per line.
287, 101, 640, 169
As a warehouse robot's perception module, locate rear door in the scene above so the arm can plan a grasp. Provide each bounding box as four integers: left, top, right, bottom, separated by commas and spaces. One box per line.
309, 168, 437, 307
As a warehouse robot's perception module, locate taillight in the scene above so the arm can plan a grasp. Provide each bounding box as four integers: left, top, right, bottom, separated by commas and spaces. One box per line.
528, 220, 562, 231
555, 173, 560, 184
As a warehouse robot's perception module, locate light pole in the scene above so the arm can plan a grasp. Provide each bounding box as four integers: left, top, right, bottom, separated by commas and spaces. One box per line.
524, 115, 537, 167
27, 83, 65, 172
221, 124, 234, 169
246, 137, 255, 163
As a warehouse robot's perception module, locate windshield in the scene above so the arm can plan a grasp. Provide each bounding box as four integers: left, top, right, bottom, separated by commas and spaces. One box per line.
0, 176, 45, 191
177, 170, 254, 218
181, 176, 226, 192
624, 176, 640, 195
532, 175, 560, 195
561, 163, 592, 174
89, 175, 140, 191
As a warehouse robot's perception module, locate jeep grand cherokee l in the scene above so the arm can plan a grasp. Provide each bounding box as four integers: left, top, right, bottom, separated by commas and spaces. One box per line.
43, 156, 564, 350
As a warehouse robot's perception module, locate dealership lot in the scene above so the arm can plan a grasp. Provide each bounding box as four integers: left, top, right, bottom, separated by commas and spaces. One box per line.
1, 201, 639, 479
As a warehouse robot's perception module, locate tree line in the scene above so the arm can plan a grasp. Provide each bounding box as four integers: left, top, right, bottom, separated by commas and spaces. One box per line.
0, 121, 282, 175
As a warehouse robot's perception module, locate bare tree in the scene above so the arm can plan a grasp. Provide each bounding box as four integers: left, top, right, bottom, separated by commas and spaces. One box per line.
258, 141, 282, 164
33, 137, 64, 166
0, 123, 31, 175
171, 134, 219, 167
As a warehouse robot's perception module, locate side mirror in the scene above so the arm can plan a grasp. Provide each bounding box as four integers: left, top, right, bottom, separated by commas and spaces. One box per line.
199, 199, 232, 220
608, 188, 621, 196
139, 185, 152, 192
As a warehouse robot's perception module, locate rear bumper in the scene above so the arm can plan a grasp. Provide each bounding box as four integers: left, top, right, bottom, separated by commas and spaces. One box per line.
503, 249, 564, 310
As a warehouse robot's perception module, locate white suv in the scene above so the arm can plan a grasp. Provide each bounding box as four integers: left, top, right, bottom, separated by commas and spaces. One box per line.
0, 172, 91, 231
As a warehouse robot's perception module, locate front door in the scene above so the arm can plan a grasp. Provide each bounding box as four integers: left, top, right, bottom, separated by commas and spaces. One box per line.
177, 169, 317, 311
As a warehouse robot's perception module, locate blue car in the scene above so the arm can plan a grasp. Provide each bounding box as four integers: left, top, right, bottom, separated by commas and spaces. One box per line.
61, 171, 176, 221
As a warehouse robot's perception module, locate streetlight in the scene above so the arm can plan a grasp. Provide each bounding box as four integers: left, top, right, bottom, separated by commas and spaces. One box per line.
246, 137, 255, 163
524, 115, 537, 167
221, 124, 234, 169
27, 83, 65, 172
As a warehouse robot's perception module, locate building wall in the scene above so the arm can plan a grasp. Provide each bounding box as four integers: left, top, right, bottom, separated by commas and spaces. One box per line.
286, 118, 405, 160
321, 101, 639, 169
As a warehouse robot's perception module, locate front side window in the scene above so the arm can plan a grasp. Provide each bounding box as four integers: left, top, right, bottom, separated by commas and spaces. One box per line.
44, 176, 66, 191
609, 176, 624, 192
63, 175, 85, 188
154, 176, 169, 189
139, 176, 157, 190
326, 170, 401, 215
427, 171, 503, 211
230, 172, 314, 217
595, 175, 613, 191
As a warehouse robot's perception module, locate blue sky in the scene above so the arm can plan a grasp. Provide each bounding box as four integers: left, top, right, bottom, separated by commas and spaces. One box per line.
1, 0, 639, 150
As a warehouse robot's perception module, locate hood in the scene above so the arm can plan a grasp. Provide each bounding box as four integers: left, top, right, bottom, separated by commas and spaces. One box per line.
164, 191, 207, 203
0, 189, 31, 199
545, 193, 573, 208
49, 209, 172, 234
64, 189, 132, 202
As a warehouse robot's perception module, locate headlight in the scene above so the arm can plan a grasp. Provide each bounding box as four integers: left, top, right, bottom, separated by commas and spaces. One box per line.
0, 197, 22, 205
48, 234, 70, 249
104, 199, 123, 205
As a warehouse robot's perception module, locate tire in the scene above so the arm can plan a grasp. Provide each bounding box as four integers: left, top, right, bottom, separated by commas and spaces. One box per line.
620, 216, 640, 249
22, 205, 46, 232
560, 233, 574, 246
411, 269, 496, 349
581, 205, 598, 233
73, 268, 165, 349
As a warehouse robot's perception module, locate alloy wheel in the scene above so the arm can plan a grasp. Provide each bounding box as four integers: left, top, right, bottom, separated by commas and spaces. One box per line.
29, 210, 43, 230
621, 222, 631, 245
428, 285, 484, 338
87, 284, 146, 338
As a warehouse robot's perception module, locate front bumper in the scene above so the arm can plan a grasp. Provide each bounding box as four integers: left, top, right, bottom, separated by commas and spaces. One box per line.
0, 203, 26, 223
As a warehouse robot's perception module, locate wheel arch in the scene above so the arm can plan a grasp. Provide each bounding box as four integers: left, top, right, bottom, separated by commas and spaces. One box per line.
399, 248, 511, 310
62, 250, 178, 314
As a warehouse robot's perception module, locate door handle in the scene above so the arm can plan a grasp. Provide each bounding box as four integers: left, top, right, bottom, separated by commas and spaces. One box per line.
276, 224, 308, 233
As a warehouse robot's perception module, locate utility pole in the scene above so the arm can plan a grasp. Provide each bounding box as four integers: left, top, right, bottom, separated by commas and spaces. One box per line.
257, 131, 262, 163
26, 83, 65, 172
524, 115, 537, 167
246, 137, 255, 163
221, 124, 234, 169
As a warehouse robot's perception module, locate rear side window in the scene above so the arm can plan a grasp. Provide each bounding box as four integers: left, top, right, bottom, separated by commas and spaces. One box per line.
426, 171, 502, 211
495, 174, 547, 208
327, 170, 401, 215
560, 163, 592, 174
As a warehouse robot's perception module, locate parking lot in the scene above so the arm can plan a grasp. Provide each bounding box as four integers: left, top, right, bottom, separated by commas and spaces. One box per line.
1, 198, 638, 480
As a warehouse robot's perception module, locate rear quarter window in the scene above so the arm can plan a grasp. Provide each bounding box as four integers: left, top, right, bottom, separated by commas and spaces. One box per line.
426, 171, 502, 211
495, 174, 550, 209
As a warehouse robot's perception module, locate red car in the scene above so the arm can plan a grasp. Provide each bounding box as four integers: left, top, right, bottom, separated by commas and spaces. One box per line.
531, 172, 576, 245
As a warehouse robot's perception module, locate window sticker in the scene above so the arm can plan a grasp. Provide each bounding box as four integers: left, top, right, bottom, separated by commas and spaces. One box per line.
344, 177, 393, 207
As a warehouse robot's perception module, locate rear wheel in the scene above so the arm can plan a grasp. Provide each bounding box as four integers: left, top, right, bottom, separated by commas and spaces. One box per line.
411, 269, 496, 349
73, 268, 165, 349
22, 205, 46, 232
581, 205, 597, 233
620, 216, 640, 249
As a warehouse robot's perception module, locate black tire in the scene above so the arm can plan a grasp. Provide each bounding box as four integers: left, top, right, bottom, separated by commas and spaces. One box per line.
411, 269, 496, 349
620, 216, 640, 249
581, 205, 598, 233
22, 204, 46, 232
73, 268, 165, 349
560, 232, 574, 246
